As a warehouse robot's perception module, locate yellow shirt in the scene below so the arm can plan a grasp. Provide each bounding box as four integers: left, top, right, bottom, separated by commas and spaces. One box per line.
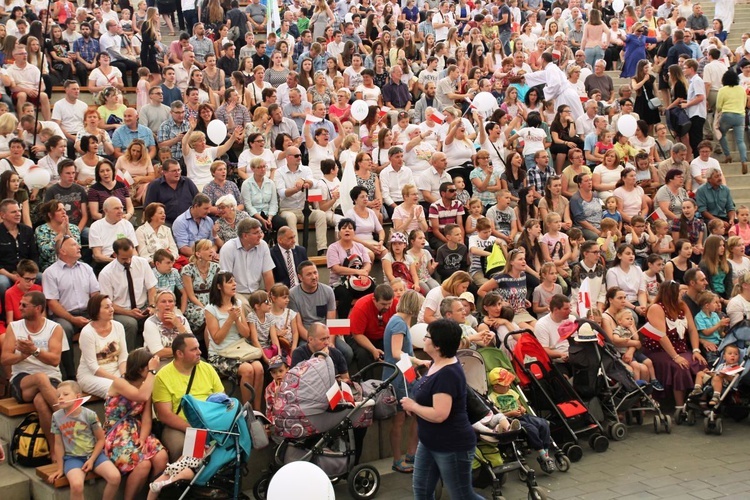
153, 361, 224, 421
717, 85, 748, 115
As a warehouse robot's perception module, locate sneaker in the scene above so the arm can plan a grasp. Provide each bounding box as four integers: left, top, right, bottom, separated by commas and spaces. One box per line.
509, 419, 522, 431
537, 456, 556, 474
651, 379, 665, 391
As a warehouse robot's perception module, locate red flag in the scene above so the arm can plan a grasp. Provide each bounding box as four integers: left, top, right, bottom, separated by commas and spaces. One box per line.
307, 188, 323, 202
63, 395, 91, 417
397, 353, 416, 383
116, 170, 134, 188
647, 207, 667, 222
378, 107, 389, 119
326, 381, 342, 409
638, 322, 665, 341
183, 428, 209, 458
340, 381, 355, 404
327, 319, 350, 335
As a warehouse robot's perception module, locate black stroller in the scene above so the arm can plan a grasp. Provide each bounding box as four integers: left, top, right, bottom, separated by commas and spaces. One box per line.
505, 330, 609, 462
568, 319, 670, 439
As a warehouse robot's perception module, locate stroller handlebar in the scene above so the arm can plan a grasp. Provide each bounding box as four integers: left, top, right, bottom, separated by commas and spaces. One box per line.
352, 361, 401, 386
503, 329, 535, 351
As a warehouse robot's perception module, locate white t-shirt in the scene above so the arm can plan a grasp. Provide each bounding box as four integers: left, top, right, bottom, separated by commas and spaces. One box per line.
443, 138, 475, 170
88, 66, 123, 88
89, 218, 138, 257
613, 185, 645, 219
308, 142, 336, 180
356, 84, 381, 106
238, 148, 277, 177
690, 157, 721, 185
51, 99, 88, 136
515, 127, 547, 157
535, 313, 575, 354
74, 156, 101, 185
344, 66, 364, 90
185, 146, 219, 187
432, 11, 450, 41
418, 286, 445, 323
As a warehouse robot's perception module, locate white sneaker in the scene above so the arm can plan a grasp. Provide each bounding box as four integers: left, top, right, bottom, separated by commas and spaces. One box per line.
149, 480, 172, 493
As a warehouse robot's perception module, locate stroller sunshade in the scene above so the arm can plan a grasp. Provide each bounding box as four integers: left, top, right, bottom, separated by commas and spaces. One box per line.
556, 401, 588, 418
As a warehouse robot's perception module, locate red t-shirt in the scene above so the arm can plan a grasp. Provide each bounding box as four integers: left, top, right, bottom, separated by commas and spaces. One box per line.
349, 293, 398, 341
5, 283, 43, 322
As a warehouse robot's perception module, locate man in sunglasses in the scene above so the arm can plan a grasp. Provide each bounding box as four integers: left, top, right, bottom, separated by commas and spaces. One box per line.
569, 240, 607, 313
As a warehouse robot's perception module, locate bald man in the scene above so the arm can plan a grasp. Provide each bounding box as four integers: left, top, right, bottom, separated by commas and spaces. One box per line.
111, 107, 157, 159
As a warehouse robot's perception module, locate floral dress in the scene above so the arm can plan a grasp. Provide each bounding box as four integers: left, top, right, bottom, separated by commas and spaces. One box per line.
356, 173, 377, 201
181, 262, 220, 330
104, 394, 164, 473
35, 223, 81, 271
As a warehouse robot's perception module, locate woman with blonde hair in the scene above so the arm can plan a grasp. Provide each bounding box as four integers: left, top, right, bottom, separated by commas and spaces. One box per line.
182, 121, 243, 191
139, 6, 160, 83
418, 271, 472, 324
246, 106, 272, 145
181, 239, 220, 334
0, 112, 17, 157
115, 139, 154, 204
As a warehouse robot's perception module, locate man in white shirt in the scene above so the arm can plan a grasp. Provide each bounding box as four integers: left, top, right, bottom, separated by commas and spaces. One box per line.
89, 197, 137, 266
98, 237, 156, 349
276, 71, 308, 108
7, 46, 51, 120
172, 50, 199, 93
575, 100, 599, 139
98, 0, 119, 33
379, 147, 415, 219
435, 65, 475, 109
702, 47, 728, 138
99, 20, 139, 86
326, 30, 345, 59
683, 58, 707, 158
62, 18, 81, 45
51, 80, 88, 158
275, 146, 328, 255
432, 1, 453, 42
534, 294, 574, 362
419, 152, 452, 206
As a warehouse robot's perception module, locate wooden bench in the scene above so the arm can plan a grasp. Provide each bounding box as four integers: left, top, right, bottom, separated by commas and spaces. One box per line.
0, 395, 102, 417
52, 86, 137, 94
36, 463, 98, 488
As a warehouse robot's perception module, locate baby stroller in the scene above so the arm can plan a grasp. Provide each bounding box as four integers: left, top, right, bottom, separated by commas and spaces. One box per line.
505, 330, 609, 462
681, 320, 750, 435
567, 319, 670, 440
458, 349, 567, 500
254, 353, 399, 500
159, 394, 253, 500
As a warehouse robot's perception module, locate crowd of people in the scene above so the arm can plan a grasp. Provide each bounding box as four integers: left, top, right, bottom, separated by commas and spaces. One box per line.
0, 0, 749, 496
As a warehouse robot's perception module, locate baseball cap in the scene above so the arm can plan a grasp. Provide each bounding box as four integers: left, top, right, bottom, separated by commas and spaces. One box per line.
488, 367, 515, 387
268, 355, 287, 370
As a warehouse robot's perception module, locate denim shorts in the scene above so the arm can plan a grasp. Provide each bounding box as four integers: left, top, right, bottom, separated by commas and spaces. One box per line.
63, 451, 110, 475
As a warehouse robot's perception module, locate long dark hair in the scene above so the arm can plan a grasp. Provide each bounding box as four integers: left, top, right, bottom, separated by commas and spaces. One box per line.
517, 218, 542, 268
124, 348, 153, 382
0, 170, 18, 200
517, 186, 538, 224
504, 152, 525, 184
542, 175, 560, 214
208, 271, 238, 307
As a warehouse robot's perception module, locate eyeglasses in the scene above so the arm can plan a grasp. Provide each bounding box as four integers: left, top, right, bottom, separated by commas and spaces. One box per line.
291, 154, 302, 158
253, 140, 265, 143
21, 276, 35, 283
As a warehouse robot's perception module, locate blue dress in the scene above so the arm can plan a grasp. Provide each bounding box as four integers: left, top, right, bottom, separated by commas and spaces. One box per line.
382, 315, 414, 401
620, 34, 657, 78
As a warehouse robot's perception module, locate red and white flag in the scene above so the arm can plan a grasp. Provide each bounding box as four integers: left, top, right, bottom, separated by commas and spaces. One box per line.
327, 319, 350, 336
397, 352, 416, 383
326, 381, 342, 409
63, 395, 91, 417
340, 381, 355, 404
638, 322, 666, 341
183, 427, 209, 458
116, 170, 134, 188
307, 188, 323, 202
647, 207, 668, 222
378, 107, 389, 119
305, 114, 323, 124
428, 110, 445, 124
577, 278, 592, 318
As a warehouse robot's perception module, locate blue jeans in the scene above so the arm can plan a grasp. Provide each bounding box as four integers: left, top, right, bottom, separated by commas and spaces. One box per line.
584, 46, 604, 69
719, 111, 747, 163
499, 30, 512, 58
413, 443, 483, 500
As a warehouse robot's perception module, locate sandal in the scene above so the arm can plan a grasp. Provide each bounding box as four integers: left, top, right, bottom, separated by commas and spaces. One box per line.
405, 453, 416, 465
392, 458, 414, 473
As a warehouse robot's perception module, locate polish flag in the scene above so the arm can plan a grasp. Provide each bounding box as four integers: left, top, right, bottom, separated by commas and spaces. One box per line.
397, 352, 416, 383
378, 107, 389, 119
428, 110, 445, 124
577, 278, 592, 318
63, 395, 91, 417
648, 207, 668, 222
326, 381, 342, 410
116, 170, 134, 188
638, 322, 666, 341
183, 428, 209, 459
340, 381, 355, 404
327, 319, 350, 336
305, 114, 323, 124
307, 188, 323, 202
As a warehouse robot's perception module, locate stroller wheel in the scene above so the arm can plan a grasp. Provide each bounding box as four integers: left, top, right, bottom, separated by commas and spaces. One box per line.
528, 486, 548, 500
663, 415, 673, 434
566, 445, 583, 463
609, 422, 627, 441
704, 417, 711, 434
518, 468, 528, 482
253, 473, 272, 500
653, 415, 661, 434
673, 408, 685, 425
554, 454, 571, 473
347, 464, 381, 500
715, 418, 723, 435
591, 435, 609, 453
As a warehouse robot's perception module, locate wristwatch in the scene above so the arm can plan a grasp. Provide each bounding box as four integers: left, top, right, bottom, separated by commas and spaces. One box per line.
32, 348, 40, 357
149, 369, 158, 375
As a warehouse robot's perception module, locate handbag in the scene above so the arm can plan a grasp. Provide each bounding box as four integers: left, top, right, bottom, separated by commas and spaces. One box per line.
647, 97, 662, 110
466, 386, 491, 424
217, 339, 263, 362
242, 402, 270, 450
360, 379, 398, 420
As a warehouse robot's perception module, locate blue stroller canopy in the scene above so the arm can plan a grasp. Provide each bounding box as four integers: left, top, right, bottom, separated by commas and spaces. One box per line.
181, 394, 252, 484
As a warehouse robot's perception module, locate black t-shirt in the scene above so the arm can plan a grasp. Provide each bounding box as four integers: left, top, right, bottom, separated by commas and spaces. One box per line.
44, 183, 88, 226
291, 346, 348, 376
435, 243, 468, 280
682, 292, 700, 320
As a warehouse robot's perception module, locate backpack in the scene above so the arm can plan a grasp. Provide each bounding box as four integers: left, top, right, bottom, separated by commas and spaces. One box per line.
390, 261, 415, 290
11, 412, 51, 467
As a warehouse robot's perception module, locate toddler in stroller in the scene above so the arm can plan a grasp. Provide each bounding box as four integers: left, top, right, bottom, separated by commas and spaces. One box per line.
690, 344, 742, 407
487, 367, 556, 474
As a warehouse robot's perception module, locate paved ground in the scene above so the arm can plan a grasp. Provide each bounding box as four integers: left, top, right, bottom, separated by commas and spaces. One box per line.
320, 411, 750, 500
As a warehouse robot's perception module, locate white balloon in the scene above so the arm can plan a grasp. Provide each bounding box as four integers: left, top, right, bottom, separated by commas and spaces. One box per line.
745, 38, 750, 55
206, 119, 228, 145
617, 114, 637, 137
410, 323, 429, 349
471, 91, 499, 118
351, 100, 369, 121
268, 462, 334, 500
613, 0, 624, 13
25, 167, 51, 189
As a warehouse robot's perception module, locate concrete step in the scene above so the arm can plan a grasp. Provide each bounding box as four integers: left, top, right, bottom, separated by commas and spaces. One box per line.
12, 462, 121, 500
0, 463, 30, 500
